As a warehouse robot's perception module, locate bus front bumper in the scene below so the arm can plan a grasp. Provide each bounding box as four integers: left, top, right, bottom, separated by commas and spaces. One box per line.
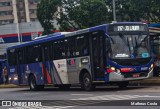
108, 68, 153, 81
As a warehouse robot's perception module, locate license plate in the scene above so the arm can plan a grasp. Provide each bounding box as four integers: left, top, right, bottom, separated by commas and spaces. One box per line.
133, 74, 140, 78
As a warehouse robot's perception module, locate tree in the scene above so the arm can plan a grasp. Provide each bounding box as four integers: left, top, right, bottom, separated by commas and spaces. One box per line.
114, 0, 160, 23
58, 0, 112, 31
37, 0, 61, 35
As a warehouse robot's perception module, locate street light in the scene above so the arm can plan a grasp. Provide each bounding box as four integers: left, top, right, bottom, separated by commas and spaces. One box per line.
112, 0, 116, 21
16, 22, 20, 44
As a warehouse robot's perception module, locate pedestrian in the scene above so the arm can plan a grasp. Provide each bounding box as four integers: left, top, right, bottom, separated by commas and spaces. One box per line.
2, 66, 7, 84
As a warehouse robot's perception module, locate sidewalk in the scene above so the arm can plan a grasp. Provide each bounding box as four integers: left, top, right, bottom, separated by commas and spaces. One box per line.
130, 77, 160, 86
0, 84, 28, 88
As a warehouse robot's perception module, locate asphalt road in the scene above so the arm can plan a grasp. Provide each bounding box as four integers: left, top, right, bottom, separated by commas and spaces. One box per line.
0, 85, 160, 109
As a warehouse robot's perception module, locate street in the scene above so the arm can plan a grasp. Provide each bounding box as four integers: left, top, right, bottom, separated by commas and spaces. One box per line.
0, 85, 160, 109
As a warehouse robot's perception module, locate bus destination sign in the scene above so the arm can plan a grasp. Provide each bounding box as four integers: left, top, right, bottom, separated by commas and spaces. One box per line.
114, 25, 146, 31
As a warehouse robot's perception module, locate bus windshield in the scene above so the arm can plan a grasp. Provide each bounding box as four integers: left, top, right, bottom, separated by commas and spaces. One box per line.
109, 34, 151, 59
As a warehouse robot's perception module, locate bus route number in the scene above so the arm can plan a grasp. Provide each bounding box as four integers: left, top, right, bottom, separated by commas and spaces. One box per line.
117, 26, 140, 31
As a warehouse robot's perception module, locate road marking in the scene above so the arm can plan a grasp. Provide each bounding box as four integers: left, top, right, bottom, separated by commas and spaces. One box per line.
71, 94, 93, 96
72, 94, 142, 100
24, 93, 39, 94
142, 95, 160, 98
7, 94, 160, 109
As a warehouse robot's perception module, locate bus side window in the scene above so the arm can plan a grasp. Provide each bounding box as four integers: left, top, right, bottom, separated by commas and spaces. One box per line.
25, 45, 42, 63
76, 34, 89, 56
67, 37, 76, 58
33, 45, 42, 62
26, 46, 33, 63
54, 40, 63, 59
17, 49, 24, 64
43, 43, 52, 61
8, 49, 17, 66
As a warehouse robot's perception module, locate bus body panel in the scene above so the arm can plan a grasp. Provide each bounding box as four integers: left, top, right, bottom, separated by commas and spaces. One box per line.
67, 56, 91, 84
107, 62, 153, 82
9, 63, 45, 85
9, 57, 92, 85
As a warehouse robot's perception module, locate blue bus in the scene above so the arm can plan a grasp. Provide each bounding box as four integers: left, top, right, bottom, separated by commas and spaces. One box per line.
0, 59, 8, 84
6, 22, 154, 91
149, 24, 160, 76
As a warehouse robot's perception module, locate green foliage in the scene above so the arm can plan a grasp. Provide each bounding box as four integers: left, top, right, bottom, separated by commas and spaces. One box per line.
58, 0, 112, 31
37, 0, 61, 35
37, 0, 160, 32
115, 0, 160, 23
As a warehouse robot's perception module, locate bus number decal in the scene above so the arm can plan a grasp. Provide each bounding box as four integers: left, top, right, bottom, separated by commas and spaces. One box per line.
67, 59, 76, 66
141, 67, 148, 71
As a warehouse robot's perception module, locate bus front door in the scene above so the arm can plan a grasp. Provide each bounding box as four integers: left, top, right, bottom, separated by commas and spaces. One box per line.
90, 31, 106, 80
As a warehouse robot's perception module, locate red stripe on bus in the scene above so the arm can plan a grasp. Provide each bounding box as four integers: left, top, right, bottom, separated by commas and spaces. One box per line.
46, 69, 52, 84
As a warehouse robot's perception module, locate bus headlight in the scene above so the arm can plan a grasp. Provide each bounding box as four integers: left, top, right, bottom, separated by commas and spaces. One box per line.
107, 67, 116, 73
110, 67, 116, 71
9, 77, 12, 81
149, 64, 153, 71
14, 77, 18, 80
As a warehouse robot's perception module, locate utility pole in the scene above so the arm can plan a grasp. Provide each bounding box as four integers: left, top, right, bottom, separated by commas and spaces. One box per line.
113, 0, 116, 21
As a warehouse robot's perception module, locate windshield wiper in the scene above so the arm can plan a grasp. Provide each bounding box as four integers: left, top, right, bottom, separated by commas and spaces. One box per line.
135, 35, 148, 49
119, 33, 132, 57
119, 33, 128, 46
133, 34, 148, 56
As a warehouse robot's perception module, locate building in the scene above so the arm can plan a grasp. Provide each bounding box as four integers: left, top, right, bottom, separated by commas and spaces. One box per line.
0, 0, 40, 25
0, 0, 59, 55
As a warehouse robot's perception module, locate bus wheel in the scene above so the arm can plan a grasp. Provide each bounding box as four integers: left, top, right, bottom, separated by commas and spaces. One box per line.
58, 85, 71, 90
38, 85, 44, 90
117, 81, 129, 88
29, 76, 38, 91
81, 73, 95, 91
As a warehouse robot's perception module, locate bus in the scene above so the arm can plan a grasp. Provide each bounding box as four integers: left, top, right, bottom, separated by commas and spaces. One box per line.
149, 25, 160, 76
0, 59, 8, 84
6, 22, 154, 91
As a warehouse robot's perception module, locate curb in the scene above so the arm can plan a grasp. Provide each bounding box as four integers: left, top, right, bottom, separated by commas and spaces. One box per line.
130, 77, 160, 86
0, 84, 28, 88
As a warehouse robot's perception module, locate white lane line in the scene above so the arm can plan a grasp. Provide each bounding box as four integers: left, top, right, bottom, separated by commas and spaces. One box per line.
142, 95, 160, 98
24, 93, 39, 94
72, 94, 142, 100
55, 106, 74, 109
71, 94, 93, 96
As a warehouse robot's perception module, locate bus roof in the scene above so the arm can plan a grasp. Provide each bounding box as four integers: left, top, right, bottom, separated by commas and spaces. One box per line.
149, 23, 160, 28
34, 32, 72, 40
7, 22, 146, 50
7, 24, 108, 50
111, 22, 146, 25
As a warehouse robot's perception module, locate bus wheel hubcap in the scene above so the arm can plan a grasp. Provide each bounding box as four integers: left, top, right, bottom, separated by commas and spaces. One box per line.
84, 77, 90, 87
31, 80, 34, 88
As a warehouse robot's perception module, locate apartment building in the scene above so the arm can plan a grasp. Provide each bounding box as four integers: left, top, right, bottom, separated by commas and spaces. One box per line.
0, 0, 40, 25
0, 0, 59, 55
